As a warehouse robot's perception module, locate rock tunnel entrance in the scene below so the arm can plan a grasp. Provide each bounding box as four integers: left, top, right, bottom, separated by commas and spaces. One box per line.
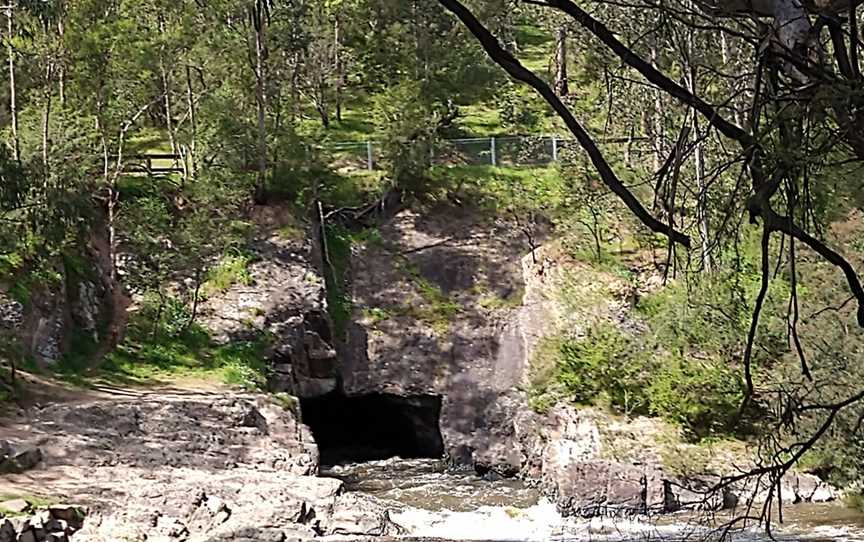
300, 392, 444, 465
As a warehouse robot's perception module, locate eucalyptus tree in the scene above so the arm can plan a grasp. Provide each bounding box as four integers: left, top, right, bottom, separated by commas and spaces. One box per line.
3, 2, 20, 162
64, 0, 164, 279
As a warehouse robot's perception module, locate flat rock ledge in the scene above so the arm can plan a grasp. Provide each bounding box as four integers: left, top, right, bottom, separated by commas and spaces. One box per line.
0, 393, 397, 541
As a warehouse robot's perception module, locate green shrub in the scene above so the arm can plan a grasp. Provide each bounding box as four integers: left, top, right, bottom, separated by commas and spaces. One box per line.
213, 340, 270, 390
527, 335, 567, 413
647, 355, 745, 438
556, 324, 653, 415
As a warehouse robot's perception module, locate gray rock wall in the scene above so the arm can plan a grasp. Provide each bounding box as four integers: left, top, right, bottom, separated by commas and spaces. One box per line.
344, 206, 536, 474
0, 240, 113, 369
197, 220, 339, 398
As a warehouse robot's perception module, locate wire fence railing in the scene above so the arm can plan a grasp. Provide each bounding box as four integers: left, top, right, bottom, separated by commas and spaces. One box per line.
322, 135, 645, 172
123, 135, 647, 175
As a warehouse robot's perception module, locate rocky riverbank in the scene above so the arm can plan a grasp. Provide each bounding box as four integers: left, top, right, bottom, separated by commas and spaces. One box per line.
0, 389, 847, 541
0, 390, 411, 541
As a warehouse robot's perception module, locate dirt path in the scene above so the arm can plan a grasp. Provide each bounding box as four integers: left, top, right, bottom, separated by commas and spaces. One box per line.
2, 370, 234, 413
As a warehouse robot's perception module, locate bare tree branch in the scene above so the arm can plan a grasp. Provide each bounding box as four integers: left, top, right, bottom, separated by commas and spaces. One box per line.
437, 0, 692, 248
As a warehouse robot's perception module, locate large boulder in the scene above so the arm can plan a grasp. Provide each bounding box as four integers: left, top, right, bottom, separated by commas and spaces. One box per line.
0, 441, 42, 474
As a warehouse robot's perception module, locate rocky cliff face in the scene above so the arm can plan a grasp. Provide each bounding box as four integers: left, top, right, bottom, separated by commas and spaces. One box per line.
197, 206, 338, 399
188, 202, 839, 519
336, 205, 839, 516
0, 237, 116, 370
344, 205, 538, 474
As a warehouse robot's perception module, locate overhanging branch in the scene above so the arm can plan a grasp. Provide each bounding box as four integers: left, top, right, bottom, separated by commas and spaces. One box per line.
437, 0, 691, 248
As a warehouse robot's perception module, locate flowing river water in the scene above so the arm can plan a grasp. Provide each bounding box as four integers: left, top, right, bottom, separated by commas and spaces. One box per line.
321, 459, 864, 541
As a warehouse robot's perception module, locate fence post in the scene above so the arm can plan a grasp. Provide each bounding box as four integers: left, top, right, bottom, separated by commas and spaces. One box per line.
366, 141, 374, 171
552, 135, 558, 162
490, 137, 497, 167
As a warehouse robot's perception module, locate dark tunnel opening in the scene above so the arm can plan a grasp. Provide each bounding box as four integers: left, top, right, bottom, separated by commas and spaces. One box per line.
300, 392, 445, 465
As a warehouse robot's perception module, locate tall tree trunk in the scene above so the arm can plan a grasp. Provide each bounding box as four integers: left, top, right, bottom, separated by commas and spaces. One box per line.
158, 16, 177, 157
650, 42, 664, 172
57, 16, 66, 106
554, 24, 568, 96
41, 64, 53, 176
96, 112, 117, 281
184, 270, 203, 331
720, 33, 744, 129
692, 98, 710, 271
773, 0, 814, 84
686, 7, 711, 272
6, 7, 19, 162
161, 62, 177, 155
316, 94, 330, 129
334, 16, 343, 122
291, 51, 301, 123
185, 64, 197, 183
254, 11, 268, 202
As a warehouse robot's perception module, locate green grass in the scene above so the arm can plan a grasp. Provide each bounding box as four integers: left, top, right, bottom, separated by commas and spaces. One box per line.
395, 259, 461, 336
126, 128, 174, 155
361, 306, 392, 326
98, 324, 271, 390
517, 25, 552, 76
296, 93, 377, 141
202, 253, 254, 297
277, 223, 305, 241
320, 170, 388, 208
456, 103, 503, 137
270, 392, 299, 415
45, 297, 273, 392
846, 492, 864, 511
477, 287, 524, 311
428, 164, 565, 213
0, 494, 59, 515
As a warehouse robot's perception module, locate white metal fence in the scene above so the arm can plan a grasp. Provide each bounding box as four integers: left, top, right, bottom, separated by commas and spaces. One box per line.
323, 135, 622, 171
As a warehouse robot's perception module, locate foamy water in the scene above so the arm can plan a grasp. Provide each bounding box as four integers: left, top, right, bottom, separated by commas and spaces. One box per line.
322, 459, 864, 541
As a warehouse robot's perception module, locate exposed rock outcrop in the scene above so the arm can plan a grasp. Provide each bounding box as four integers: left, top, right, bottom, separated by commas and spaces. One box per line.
0, 505, 86, 542
337, 206, 840, 517
0, 238, 114, 368
197, 208, 338, 399
0, 440, 42, 474
10, 394, 318, 474
345, 206, 539, 474
0, 391, 404, 541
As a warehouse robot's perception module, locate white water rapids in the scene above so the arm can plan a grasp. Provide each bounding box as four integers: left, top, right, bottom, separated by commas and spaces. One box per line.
321, 458, 864, 541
